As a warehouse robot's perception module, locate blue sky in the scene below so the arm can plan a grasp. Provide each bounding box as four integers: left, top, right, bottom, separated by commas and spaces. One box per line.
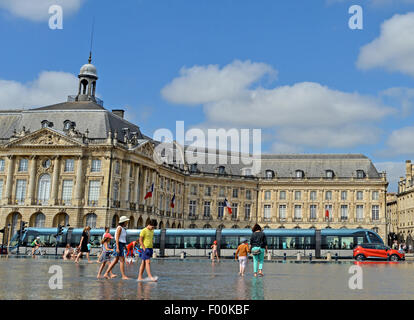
1, 0, 414, 191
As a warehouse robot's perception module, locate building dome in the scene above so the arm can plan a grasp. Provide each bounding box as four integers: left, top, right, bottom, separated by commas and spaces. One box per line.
79, 63, 97, 78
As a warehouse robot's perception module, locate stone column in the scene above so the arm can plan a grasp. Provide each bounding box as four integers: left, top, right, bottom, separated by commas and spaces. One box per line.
50, 156, 60, 205
142, 167, 148, 205
151, 170, 156, 207
4, 156, 15, 204
134, 165, 140, 203
75, 156, 84, 206
122, 161, 130, 208
27, 156, 37, 205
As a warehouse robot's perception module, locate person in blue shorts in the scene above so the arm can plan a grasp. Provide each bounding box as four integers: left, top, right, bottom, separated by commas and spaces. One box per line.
137, 219, 157, 281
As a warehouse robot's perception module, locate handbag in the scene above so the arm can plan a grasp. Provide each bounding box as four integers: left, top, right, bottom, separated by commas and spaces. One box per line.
251, 248, 261, 255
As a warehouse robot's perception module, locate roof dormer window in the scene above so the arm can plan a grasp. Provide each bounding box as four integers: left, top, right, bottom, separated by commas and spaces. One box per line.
265, 170, 274, 179
63, 120, 75, 131
218, 166, 225, 175
295, 170, 304, 179
41, 120, 53, 128
190, 164, 198, 173
356, 170, 365, 179
326, 170, 334, 179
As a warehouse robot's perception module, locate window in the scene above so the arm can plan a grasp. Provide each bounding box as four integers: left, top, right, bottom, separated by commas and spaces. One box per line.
190, 185, 197, 196
159, 195, 164, 211
325, 205, 332, 220
244, 204, 251, 220
34, 213, 46, 228
42, 159, 51, 169
63, 120, 73, 130
218, 166, 225, 174
18, 159, 28, 172
232, 203, 238, 218
341, 205, 348, 220
341, 191, 347, 201
356, 205, 364, 220
279, 191, 286, 200
16, 179, 27, 204
325, 191, 332, 201
356, 170, 365, 179
204, 201, 211, 217
205, 186, 211, 197
294, 205, 302, 219
246, 189, 252, 200
296, 170, 304, 178
190, 164, 198, 173
86, 213, 97, 228
372, 191, 379, 201
264, 205, 271, 219
113, 182, 119, 201
189, 200, 197, 216
357, 191, 363, 201
37, 174, 51, 205
64, 159, 74, 172
310, 205, 317, 220
0, 159, 4, 172
372, 205, 379, 221
310, 191, 317, 201
88, 180, 100, 205
326, 170, 334, 179
115, 161, 121, 175
218, 202, 224, 218
219, 187, 225, 197
160, 177, 164, 189
295, 191, 301, 201
62, 180, 73, 205
264, 190, 271, 200
91, 159, 101, 172
279, 205, 287, 219
244, 168, 252, 176
232, 189, 238, 198
0, 179, 3, 199
265, 170, 274, 179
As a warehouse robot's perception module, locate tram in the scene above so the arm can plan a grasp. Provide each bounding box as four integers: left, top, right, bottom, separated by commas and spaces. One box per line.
9, 227, 383, 258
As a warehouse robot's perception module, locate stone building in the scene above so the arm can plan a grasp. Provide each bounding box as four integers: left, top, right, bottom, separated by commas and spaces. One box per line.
0, 58, 389, 241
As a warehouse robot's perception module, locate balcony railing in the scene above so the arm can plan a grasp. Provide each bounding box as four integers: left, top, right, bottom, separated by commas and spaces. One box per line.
189, 214, 198, 220
139, 204, 145, 212
112, 200, 120, 208
244, 216, 251, 221
202, 215, 212, 220
88, 200, 98, 207
147, 206, 153, 213
130, 203, 136, 211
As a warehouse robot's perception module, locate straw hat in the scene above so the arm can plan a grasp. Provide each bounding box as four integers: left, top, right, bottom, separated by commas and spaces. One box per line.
119, 216, 130, 224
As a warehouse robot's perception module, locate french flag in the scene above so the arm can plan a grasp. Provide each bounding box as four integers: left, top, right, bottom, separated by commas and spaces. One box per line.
325, 209, 330, 219
170, 194, 175, 208
224, 198, 232, 215
144, 183, 154, 200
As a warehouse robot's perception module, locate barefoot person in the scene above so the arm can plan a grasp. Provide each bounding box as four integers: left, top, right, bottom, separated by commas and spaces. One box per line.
97, 227, 110, 263
137, 219, 158, 282
74, 226, 91, 263
126, 240, 138, 263
97, 232, 116, 279
235, 238, 250, 276
250, 224, 268, 277
103, 216, 130, 280
31, 237, 42, 256
211, 240, 219, 262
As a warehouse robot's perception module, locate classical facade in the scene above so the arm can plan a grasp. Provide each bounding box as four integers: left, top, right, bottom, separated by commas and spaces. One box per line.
0, 58, 389, 241
386, 160, 414, 244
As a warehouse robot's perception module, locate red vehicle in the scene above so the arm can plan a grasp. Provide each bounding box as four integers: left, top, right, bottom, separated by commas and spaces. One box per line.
353, 243, 405, 261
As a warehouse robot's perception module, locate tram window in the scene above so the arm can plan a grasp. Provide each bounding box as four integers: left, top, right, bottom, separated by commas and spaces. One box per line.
200, 236, 215, 249
126, 235, 138, 244
304, 237, 315, 249
183, 236, 198, 249
153, 235, 160, 248
221, 236, 239, 249
340, 237, 354, 249
267, 237, 277, 249
322, 236, 340, 249
90, 235, 103, 247
166, 236, 183, 249
354, 236, 365, 246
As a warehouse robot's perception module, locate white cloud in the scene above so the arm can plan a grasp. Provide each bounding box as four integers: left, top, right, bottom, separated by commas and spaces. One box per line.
0, 71, 78, 109
375, 161, 406, 192
162, 60, 394, 149
0, 0, 83, 22
380, 87, 414, 116
357, 12, 414, 77
384, 126, 414, 155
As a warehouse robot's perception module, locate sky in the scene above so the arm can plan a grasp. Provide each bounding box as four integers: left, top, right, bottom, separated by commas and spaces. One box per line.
0, 0, 414, 191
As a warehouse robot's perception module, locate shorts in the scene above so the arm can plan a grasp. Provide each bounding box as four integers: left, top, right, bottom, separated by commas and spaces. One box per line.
238, 256, 247, 268
113, 242, 126, 257
141, 248, 153, 261
99, 251, 112, 263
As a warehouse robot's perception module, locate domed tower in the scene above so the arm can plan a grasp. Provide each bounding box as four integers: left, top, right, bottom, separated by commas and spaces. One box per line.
75, 53, 98, 102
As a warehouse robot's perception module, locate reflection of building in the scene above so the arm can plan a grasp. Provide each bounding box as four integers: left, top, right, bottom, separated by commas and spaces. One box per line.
386, 160, 414, 245
0, 58, 388, 241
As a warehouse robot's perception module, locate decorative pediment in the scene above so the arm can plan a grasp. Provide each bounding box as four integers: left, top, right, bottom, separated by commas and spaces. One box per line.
6, 128, 85, 148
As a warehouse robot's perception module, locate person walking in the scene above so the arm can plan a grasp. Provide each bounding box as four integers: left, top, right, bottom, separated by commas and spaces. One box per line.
235, 238, 250, 276
250, 224, 268, 277
97, 227, 110, 263
137, 219, 158, 282
97, 233, 116, 279
103, 216, 130, 280
211, 240, 219, 262
75, 226, 91, 263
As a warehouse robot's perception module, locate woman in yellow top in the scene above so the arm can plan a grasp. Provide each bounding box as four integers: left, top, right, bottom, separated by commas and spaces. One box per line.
235, 239, 250, 276
137, 219, 158, 282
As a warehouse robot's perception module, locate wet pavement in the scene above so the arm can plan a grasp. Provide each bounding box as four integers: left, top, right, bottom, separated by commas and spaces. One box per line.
0, 256, 413, 299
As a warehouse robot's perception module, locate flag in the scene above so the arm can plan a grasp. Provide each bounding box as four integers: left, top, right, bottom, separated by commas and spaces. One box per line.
170, 193, 175, 208
325, 209, 330, 219
144, 183, 154, 200
224, 198, 232, 214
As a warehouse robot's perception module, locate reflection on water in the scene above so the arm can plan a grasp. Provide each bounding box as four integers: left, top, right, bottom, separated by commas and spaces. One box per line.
1, 257, 414, 299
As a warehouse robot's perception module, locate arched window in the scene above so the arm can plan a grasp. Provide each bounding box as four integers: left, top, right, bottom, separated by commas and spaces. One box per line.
265, 170, 274, 179
34, 213, 46, 228
295, 170, 304, 179
86, 213, 97, 228
218, 166, 225, 175
38, 174, 51, 205
63, 120, 73, 131
325, 170, 334, 179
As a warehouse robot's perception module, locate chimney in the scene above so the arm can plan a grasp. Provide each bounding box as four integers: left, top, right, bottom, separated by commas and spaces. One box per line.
112, 109, 124, 119
406, 160, 412, 180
